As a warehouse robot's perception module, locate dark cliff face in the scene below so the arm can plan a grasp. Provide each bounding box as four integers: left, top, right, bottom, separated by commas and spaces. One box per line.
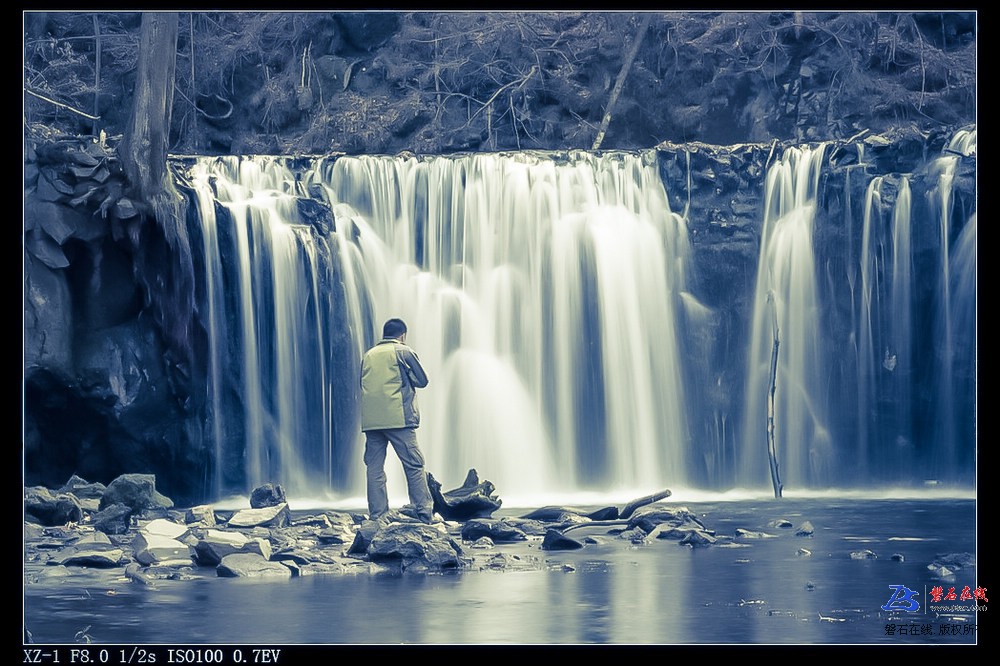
24, 12, 976, 156
23, 136, 209, 503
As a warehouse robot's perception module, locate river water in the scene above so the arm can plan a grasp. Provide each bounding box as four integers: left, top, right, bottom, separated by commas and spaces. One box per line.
23, 492, 981, 649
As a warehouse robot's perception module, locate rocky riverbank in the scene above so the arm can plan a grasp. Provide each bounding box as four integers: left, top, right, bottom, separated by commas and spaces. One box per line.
25, 472, 722, 589
24, 474, 979, 646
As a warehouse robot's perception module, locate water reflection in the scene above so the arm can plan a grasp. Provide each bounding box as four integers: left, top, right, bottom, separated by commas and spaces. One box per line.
24, 498, 977, 645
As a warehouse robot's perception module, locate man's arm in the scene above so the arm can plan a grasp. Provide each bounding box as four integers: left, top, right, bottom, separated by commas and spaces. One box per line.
397, 348, 429, 388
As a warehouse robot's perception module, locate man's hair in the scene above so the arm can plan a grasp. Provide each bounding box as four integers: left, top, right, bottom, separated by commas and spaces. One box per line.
382, 318, 407, 339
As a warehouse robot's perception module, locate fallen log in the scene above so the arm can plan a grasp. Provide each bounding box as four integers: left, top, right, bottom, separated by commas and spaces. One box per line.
619, 488, 672, 520
556, 488, 672, 533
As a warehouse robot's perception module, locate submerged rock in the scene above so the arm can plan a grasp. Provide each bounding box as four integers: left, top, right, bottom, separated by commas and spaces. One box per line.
461, 518, 529, 542
679, 530, 718, 547
735, 528, 777, 539
627, 506, 704, 533
541, 529, 584, 551
217, 553, 292, 578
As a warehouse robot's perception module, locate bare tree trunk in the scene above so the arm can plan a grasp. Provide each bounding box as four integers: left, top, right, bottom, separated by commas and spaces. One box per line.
119, 12, 194, 359
92, 15, 101, 136
767, 292, 783, 498
592, 13, 652, 151
189, 13, 198, 150
121, 11, 178, 205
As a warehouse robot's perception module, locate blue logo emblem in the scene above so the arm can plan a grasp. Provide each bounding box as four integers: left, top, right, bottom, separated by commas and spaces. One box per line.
882, 585, 921, 612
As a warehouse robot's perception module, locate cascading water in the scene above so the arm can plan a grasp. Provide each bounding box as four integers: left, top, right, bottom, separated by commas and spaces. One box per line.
740, 144, 831, 489
926, 128, 977, 480
855, 173, 914, 479
187, 157, 346, 498
179, 130, 975, 503
185, 150, 693, 503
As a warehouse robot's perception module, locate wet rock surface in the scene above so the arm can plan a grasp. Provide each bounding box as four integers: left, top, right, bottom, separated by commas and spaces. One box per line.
25, 474, 712, 584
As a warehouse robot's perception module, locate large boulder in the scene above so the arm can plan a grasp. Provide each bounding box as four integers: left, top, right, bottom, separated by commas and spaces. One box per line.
249, 483, 286, 509
24, 486, 83, 526
92, 502, 133, 535
58, 475, 107, 500
99, 474, 174, 513
367, 523, 464, 571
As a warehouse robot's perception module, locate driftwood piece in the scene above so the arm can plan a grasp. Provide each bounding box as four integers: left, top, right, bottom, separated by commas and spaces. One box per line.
619, 489, 672, 520
555, 488, 673, 534
427, 469, 502, 521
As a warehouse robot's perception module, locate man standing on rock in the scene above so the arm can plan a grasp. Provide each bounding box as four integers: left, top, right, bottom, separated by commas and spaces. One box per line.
360, 318, 436, 523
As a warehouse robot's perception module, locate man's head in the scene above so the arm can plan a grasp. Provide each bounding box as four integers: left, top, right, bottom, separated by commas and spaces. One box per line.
383, 318, 408, 341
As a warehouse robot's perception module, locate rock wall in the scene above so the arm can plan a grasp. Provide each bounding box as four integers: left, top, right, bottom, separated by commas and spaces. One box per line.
24, 134, 209, 504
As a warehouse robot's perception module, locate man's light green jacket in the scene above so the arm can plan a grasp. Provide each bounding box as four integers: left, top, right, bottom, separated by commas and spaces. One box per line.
360, 338, 429, 431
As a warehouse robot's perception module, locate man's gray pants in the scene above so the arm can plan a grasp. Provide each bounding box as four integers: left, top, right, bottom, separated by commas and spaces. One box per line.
363, 427, 434, 521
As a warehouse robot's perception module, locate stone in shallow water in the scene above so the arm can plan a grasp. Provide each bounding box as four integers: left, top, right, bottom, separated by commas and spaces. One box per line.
185, 505, 216, 527
50, 546, 126, 568
367, 523, 463, 570
226, 503, 290, 528
735, 528, 776, 539
541, 529, 583, 551
679, 530, 717, 547
250, 483, 287, 509
132, 532, 194, 566
216, 553, 292, 578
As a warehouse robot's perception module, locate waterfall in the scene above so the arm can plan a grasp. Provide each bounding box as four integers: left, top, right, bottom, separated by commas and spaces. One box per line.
925, 128, 977, 480
741, 144, 831, 489
855, 174, 913, 478
186, 150, 693, 502
177, 133, 975, 502
188, 157, 345, 498
889, 177, 914, 472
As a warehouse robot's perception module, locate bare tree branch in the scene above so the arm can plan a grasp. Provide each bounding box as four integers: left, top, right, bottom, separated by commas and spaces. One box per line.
25, 88, 101, 120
